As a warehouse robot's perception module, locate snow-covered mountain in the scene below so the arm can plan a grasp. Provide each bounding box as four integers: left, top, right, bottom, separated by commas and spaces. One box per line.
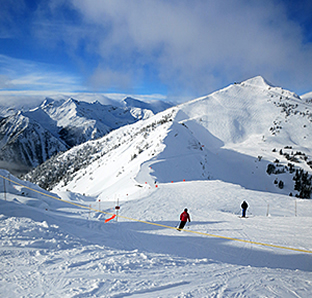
301, 91, 312, 103
0, 111, 68, 174
2, 76, 312, 296
123, 97, 172, 119
0, 96, 172, 174
24, 76, 312, 198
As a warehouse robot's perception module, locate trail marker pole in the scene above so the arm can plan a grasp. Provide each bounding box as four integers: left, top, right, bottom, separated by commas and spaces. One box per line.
266, 203, 269, 216
115, 197, 120, 222
3, 177, 6, 201
295, 200, 297, 217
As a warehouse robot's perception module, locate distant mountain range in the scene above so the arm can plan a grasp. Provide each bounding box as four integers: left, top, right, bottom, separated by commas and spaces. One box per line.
0, 96, 172, 174
23, 76, 312, 198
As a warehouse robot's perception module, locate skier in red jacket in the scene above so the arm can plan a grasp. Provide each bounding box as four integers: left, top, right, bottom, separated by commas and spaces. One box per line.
178, 208, 191, 230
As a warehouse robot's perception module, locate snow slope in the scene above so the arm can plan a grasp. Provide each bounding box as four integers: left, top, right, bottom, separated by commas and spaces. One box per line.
1, 168, 312, 297
25, 76, 312, 199
2, 76, 312, 296
0, 111, 68, 174
301, 91, 312, 103
0, 96, 172, 175
123, 96, 172, 119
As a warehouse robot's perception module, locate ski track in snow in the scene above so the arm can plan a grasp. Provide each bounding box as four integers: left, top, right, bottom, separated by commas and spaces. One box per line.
2, 77, 312, 297
1, 176, 312, 297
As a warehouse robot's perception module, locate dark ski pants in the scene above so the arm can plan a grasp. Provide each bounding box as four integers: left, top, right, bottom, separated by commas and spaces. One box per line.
178, 221, 187, 229
242, 209, 247, 217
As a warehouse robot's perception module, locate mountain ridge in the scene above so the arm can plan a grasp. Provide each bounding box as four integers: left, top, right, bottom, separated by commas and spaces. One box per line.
23, 76, 312, 198
0, 96, 172, 174
2, 76, 312, 297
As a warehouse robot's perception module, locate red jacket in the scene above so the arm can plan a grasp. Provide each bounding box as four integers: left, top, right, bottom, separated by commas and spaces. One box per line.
180, 211, 190, 222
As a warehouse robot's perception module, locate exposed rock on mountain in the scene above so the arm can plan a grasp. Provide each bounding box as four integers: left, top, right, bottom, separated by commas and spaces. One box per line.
0, 97, 171, 174
23, 76, 312, 198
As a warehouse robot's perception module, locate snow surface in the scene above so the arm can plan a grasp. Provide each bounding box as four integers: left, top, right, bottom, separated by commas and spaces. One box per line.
2, 76, 312, 297
301, 91, 312, 103
32, 75, 312, 198
1, 168, 312, 297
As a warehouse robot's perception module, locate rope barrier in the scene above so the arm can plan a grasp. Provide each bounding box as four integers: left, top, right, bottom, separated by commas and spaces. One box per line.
1, 174, 312, 254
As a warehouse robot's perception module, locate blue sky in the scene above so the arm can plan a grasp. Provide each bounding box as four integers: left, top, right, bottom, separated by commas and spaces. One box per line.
1, 0, 312, 105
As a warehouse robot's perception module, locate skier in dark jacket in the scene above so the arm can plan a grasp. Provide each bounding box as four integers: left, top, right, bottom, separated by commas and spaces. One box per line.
178, 208, 191, 230
241, 201, 248, 217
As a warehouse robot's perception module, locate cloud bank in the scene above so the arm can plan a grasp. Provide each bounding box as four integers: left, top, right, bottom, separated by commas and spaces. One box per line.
1, 0, 312, 100
69, 0, 312, 94
0, 55, 83, 92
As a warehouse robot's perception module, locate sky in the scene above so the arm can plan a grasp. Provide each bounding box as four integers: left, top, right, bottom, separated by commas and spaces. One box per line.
0, 0, 312, 106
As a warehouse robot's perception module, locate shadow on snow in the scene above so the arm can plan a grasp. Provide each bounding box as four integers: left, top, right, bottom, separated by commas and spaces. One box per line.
1, 199, 311, 273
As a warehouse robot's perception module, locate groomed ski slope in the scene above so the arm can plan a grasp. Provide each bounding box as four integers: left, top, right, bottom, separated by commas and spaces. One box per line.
1, 170, 312, 297
2, 76, 312, 297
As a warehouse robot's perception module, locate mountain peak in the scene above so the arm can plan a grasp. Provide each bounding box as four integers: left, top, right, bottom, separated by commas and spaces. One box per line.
123, 96, 173, 114
123, 97, 142, 106
65, 97, 78, 104
243, 76, 274, 88
40, 97, 55, 108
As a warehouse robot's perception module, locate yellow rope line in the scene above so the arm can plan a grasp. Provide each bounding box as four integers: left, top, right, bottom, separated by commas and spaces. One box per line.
1, 174, 312, 254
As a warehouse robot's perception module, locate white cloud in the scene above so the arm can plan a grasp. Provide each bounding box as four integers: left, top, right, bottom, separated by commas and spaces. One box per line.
0, 89, 168, 109
1, 0, 311, 100
88, 66, 135, 91
67, 0, 312, 95
0, 55, 83, 92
